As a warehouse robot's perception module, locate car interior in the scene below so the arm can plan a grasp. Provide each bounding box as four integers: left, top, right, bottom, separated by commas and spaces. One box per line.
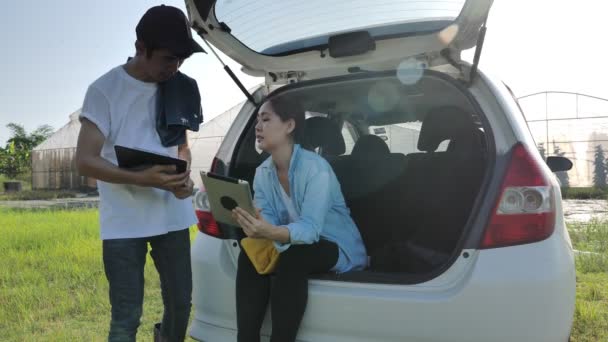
230, 71, 491, 283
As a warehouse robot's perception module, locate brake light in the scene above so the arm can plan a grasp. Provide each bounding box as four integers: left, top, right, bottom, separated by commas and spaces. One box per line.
195, 210, 221, 237
193, 189, 221, 238
480, 143, 556, 249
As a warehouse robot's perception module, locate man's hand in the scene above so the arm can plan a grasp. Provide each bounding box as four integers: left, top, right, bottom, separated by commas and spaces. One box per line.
76, 118, 194, 195
171, 178, 194, 199
135, 165, 191, 191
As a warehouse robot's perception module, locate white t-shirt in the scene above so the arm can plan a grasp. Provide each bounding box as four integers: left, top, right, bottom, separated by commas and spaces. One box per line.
279, 186, 299, 222
80, 65, 197, 240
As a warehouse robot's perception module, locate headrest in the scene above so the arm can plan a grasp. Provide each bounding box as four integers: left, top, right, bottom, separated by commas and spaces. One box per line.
447, 127, 486, 153
302, 116, 346, 156
417, 106, 477, 153
351, 135, 390, 159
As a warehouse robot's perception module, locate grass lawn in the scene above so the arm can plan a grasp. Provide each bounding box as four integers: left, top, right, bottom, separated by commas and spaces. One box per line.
0, 209, 196, 341
1, 209, 607, 341
569, 220, 608, 341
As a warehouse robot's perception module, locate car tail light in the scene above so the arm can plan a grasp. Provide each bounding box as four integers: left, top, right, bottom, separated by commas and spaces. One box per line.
196, 209, 221, 237
193, 157, 225, 238
480, 143, 556, 249
194, 189, 222, 238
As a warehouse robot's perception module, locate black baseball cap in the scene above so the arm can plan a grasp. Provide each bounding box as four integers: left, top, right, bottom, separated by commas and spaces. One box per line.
136, 5, 205, 57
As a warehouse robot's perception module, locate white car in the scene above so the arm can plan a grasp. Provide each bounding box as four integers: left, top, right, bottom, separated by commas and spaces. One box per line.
185, 0, 576, 341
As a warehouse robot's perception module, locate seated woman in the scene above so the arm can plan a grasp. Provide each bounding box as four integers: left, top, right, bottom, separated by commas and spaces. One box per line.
232, 95, 368, 342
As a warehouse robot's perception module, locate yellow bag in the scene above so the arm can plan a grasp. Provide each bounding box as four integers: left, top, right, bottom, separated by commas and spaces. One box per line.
240, 237, 281, 275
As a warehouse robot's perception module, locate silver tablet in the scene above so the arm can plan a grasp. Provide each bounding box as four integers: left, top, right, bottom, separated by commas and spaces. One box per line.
200, 171, 256, 227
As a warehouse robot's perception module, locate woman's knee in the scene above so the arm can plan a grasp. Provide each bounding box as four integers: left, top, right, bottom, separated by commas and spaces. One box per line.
275, 242, 338, 276
275, 247, 309, 275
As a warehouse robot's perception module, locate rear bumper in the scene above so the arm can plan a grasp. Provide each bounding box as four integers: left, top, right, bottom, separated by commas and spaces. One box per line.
190, 231, 575, 342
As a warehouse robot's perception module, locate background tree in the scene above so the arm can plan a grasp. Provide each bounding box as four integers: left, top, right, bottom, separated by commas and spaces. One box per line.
537, 142, 546, 160
0, 123, 54, 179
593, 145, 607, 189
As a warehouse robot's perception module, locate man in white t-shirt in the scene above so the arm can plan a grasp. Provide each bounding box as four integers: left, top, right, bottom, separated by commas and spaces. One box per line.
75, 5, 204, 342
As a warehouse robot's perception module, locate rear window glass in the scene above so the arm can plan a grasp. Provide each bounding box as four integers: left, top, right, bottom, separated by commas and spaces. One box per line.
367, 122, 449, 155
215, 0, 466, 54
342, 122, 356, 155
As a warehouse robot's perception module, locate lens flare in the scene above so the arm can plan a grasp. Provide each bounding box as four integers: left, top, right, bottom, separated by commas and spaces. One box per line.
397, 59, 426, 85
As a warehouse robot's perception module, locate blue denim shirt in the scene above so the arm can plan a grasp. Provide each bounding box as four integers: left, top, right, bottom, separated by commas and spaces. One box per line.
253, 144, 368, 273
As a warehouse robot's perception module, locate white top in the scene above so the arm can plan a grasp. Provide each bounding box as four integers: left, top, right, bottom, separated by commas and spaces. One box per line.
80, 65, 197, 240
279, 186, 299, 222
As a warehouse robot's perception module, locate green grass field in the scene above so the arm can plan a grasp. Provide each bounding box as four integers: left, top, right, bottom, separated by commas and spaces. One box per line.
568, 220, 608, 341
0, 209, 196, 341
0, 208, 607, 341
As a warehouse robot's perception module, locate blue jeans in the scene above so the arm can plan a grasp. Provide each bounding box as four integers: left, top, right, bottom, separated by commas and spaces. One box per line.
103, 229, 192, 342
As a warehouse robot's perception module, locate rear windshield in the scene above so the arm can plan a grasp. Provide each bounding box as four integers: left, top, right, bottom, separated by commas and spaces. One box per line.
214, 0, 467, 55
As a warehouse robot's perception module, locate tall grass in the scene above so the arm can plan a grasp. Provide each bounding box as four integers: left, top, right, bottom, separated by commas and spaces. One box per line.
561, 187, 607, 200
0, 173, 32, 192
0, 190, 78, 201
569, 220, 608, 273
0, 173, 79, 200
0, 208, 196, 341
569, 219, 608, 341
